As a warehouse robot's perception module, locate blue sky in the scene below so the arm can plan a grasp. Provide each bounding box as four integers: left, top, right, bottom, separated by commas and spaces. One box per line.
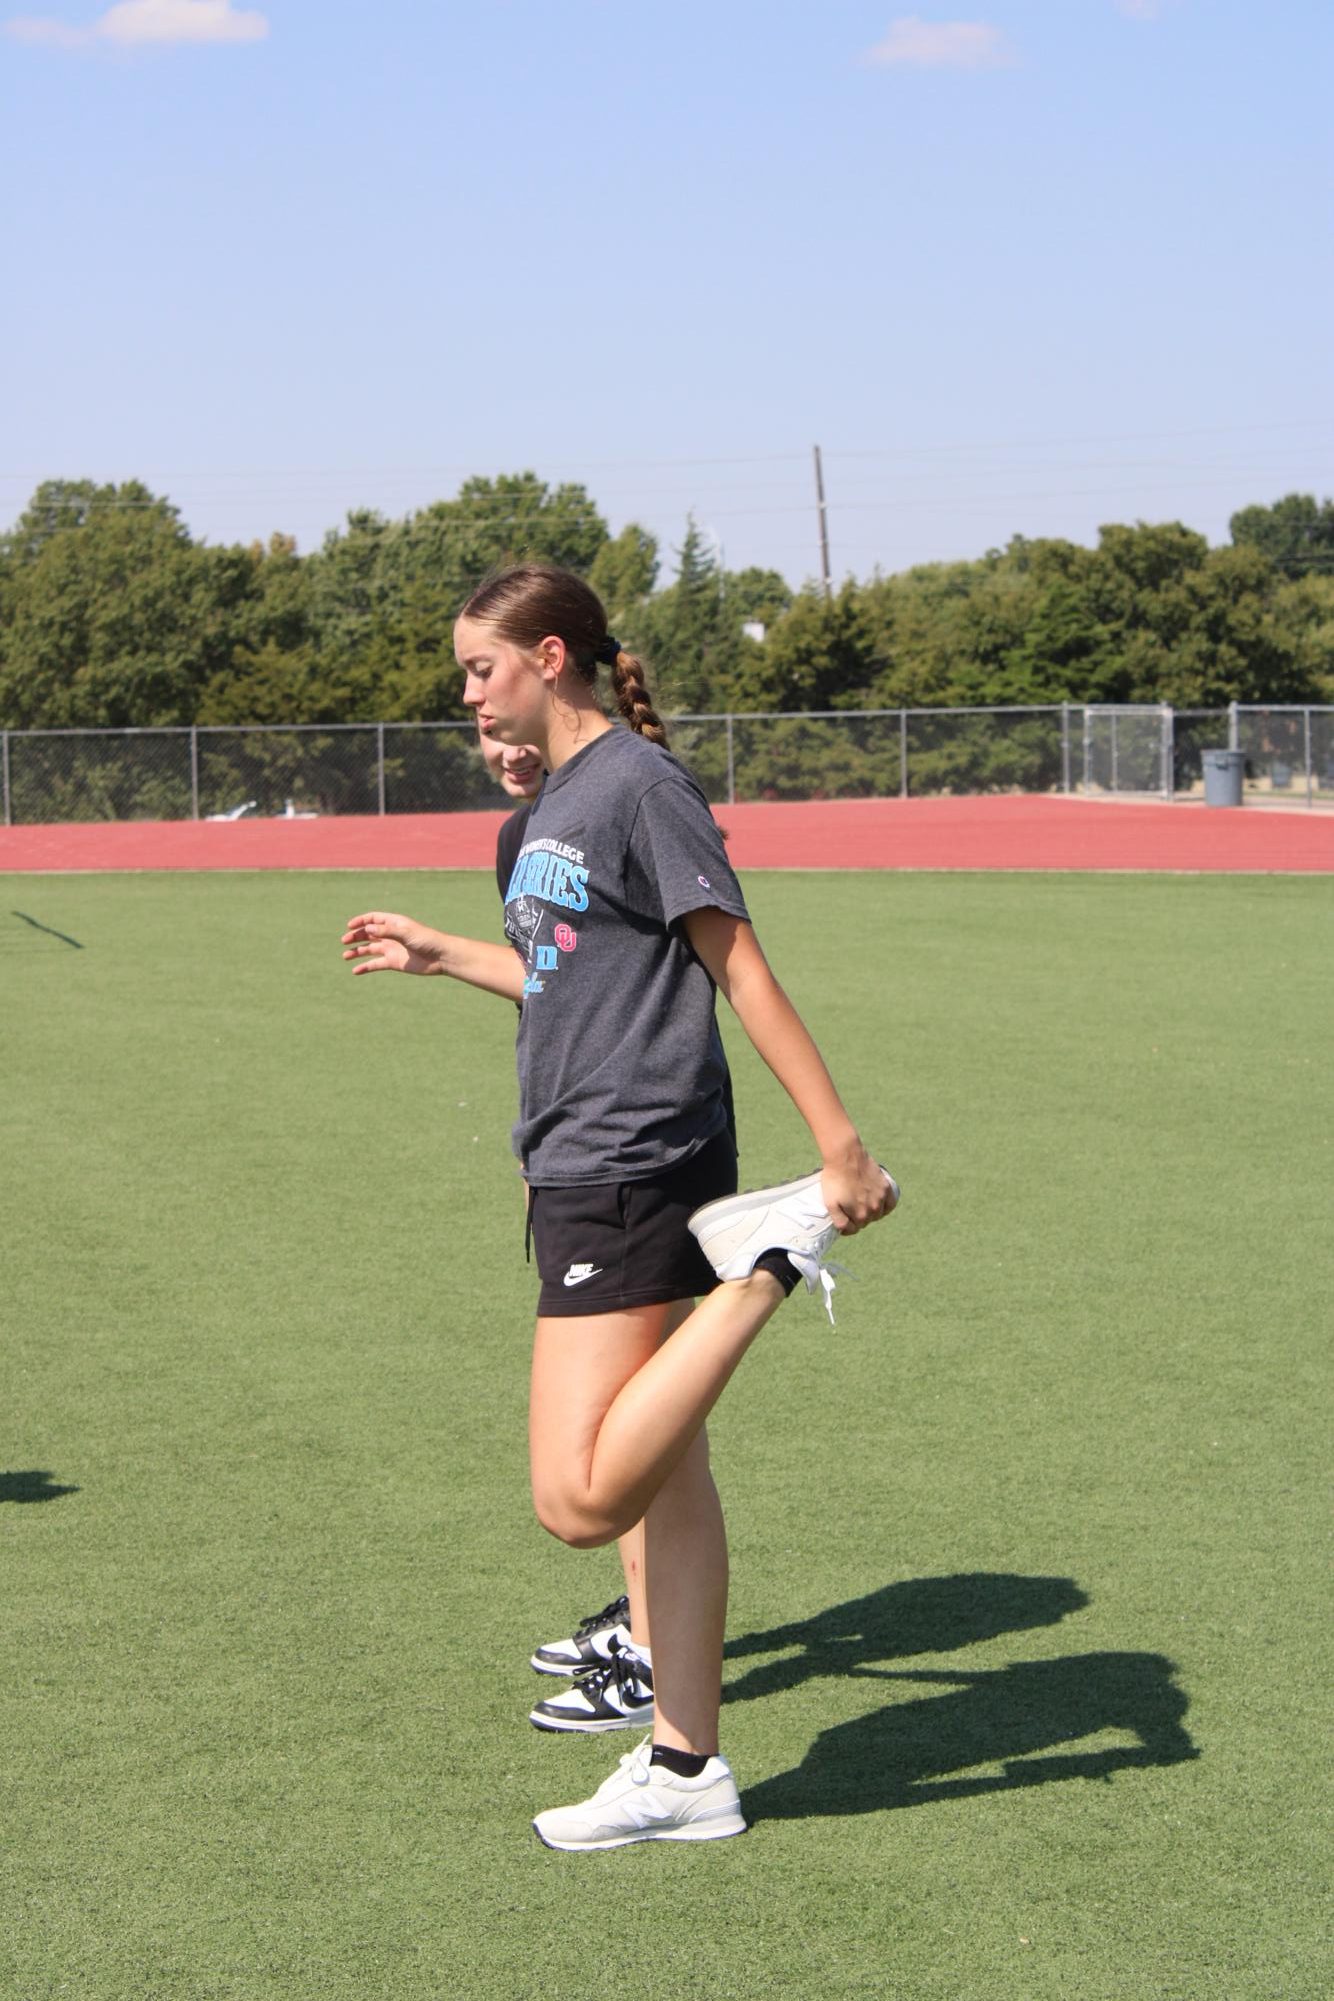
2, 0, 1330, 585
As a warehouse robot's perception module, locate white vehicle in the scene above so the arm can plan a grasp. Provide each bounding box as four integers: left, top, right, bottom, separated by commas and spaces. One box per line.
204, 799, 258, 822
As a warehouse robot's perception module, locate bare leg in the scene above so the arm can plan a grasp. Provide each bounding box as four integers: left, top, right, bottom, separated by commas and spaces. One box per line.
618, 1523, 647, 1647
618, 1296, 693, 1652
529, 1271, 783, 1549
643, 1426, 727, 1755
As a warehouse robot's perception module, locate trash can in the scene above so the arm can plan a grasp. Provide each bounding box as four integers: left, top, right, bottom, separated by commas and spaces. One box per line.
1201, 748, 1245, 807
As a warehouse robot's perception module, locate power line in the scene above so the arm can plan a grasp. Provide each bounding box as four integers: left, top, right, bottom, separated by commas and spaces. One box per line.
823, 417, 1334, 460
5, 468, 1328, 521
3, 416, 1330, 490
0, 450, 812, 484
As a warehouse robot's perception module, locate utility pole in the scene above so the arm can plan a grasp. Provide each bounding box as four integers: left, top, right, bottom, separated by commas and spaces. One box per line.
812, 443, 832, 600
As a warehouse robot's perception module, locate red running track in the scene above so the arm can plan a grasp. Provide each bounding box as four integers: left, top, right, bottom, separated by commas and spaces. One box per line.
1, 795, 1332, 874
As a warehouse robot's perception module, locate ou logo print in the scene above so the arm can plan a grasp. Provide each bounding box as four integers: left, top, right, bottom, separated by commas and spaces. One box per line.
553, 923, 578, 953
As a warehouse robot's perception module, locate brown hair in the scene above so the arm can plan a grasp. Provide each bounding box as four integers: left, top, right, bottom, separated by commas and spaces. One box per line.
460, 563, 668, 745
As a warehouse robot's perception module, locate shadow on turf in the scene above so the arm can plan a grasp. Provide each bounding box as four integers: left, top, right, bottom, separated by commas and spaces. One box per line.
0, 1469, 80, 1504
724, 1572, 1088, 1697
728, 1574, 1199, 1819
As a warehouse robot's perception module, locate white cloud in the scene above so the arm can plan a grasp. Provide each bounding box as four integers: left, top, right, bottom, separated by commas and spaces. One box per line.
863, 16, 1014, 70
98, 0, 267, 42
5, 0, 268, 47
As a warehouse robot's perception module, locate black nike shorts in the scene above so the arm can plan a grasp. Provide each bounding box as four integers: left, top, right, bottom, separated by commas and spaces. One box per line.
528, 1129, 739, 1318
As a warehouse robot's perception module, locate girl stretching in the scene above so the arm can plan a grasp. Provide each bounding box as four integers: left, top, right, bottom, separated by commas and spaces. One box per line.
481, 723, 657, 1727
342, 565, 897, 1849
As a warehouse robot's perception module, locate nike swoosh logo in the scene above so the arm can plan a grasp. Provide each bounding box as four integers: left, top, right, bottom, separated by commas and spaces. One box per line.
563, 1267, 604, 1287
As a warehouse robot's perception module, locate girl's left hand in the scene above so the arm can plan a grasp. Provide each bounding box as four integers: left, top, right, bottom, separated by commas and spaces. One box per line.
821, 1145, 899, 1235
341, 910, 445, 976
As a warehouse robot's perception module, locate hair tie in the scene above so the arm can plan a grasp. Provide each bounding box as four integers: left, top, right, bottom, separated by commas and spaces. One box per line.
595, 634, 622, 666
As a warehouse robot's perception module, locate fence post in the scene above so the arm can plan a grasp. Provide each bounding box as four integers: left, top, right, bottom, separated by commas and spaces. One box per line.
377, 723, 387, 816
1082, 705, 1091, 791
725, 715, 735, 807
1304, 707, 1313, 809
189, 726, 200, 820
1228, 700, 1239, 752
1060, 703, 1071, 794
1164, 705, 1175, 802
899, 710, 907, 799
2, 729, 10, 826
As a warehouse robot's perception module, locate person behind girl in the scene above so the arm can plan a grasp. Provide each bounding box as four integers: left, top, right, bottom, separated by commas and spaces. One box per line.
479, 725, 657, 1725
342, 565, 897, 1849
480, 731, 542, 901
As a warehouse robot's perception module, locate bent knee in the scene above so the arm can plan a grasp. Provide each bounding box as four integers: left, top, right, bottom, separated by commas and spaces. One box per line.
532, 1489, 624, 1550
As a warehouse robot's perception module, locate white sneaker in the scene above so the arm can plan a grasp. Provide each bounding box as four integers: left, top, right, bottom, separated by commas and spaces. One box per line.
532, 1737, 746, 1851
688, 1168, 899, 1325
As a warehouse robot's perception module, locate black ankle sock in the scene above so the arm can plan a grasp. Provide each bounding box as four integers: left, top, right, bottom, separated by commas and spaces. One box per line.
650, 1744, 711, 1778
754, 1248, 801, 1295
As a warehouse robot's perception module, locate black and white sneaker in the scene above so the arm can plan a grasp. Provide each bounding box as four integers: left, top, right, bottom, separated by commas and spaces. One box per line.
529, 1642, 655, 1734
530, 1594, 632, 1678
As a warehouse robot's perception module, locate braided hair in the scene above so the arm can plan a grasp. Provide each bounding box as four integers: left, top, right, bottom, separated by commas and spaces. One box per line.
460, 564, 668, 746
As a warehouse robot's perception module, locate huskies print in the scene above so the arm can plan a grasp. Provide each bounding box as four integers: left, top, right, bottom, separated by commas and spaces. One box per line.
504, 835, 590, 997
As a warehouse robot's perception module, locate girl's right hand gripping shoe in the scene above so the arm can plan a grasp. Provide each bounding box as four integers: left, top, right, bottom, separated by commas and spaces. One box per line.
687, 1167, 900, 1326
532, 1738, 747, 1851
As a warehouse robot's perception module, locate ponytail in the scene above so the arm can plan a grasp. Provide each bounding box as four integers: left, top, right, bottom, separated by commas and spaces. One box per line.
609, 649, 669, 746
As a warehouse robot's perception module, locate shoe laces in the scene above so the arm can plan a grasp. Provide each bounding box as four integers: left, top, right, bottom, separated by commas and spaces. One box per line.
787, 1249, 853, 1327
617, 1736, 655, 1788
572, 1593, 630, 1640
628, 1738, 654, 1786
575, 1641, 653, 1705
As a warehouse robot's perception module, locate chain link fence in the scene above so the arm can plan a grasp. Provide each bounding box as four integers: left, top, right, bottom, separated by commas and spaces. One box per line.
1229, 705, 1334, 805
3, 705, 1331, 825
667, 707, 1071, 806
1083, 706, 1175, 797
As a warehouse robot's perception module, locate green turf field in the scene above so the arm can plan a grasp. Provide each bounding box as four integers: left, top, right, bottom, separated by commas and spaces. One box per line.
4, 868, 1329, 2001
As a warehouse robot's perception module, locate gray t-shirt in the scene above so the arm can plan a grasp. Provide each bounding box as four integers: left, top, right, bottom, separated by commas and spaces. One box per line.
503, 727, 749, 1187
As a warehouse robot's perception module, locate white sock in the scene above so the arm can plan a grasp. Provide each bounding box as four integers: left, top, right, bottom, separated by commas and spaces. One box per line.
628, 1640, 652, 1667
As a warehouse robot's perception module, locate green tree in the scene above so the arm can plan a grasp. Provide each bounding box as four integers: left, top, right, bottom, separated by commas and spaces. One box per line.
1127, 544, 1324, 707
303, 475, 613, 721
628, 520, 742, 715
0, 481, 251, 729
860, 558, 999, 707
588, 524, 659, 629
733, 580, 877, 712
8, 471, 1327, 737
1282, 573, 1334, 699
1, 477, 164, 564
1230, 494, 1334, 578
194, 534, 321, 724
726, 566, 793, 629
449, 471, 608, 579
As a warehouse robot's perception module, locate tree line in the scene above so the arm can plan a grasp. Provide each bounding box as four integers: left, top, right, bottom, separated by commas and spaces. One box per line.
1, 474, 1330, 734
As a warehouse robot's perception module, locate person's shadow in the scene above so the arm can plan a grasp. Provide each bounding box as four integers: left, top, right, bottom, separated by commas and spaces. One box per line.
724, 1571, 1089, 1701
725, 1574, 1198, 1821
0, 1469, 79, 1504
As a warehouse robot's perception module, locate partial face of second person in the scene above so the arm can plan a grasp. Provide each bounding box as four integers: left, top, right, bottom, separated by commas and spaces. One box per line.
478, 725, 543, 802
